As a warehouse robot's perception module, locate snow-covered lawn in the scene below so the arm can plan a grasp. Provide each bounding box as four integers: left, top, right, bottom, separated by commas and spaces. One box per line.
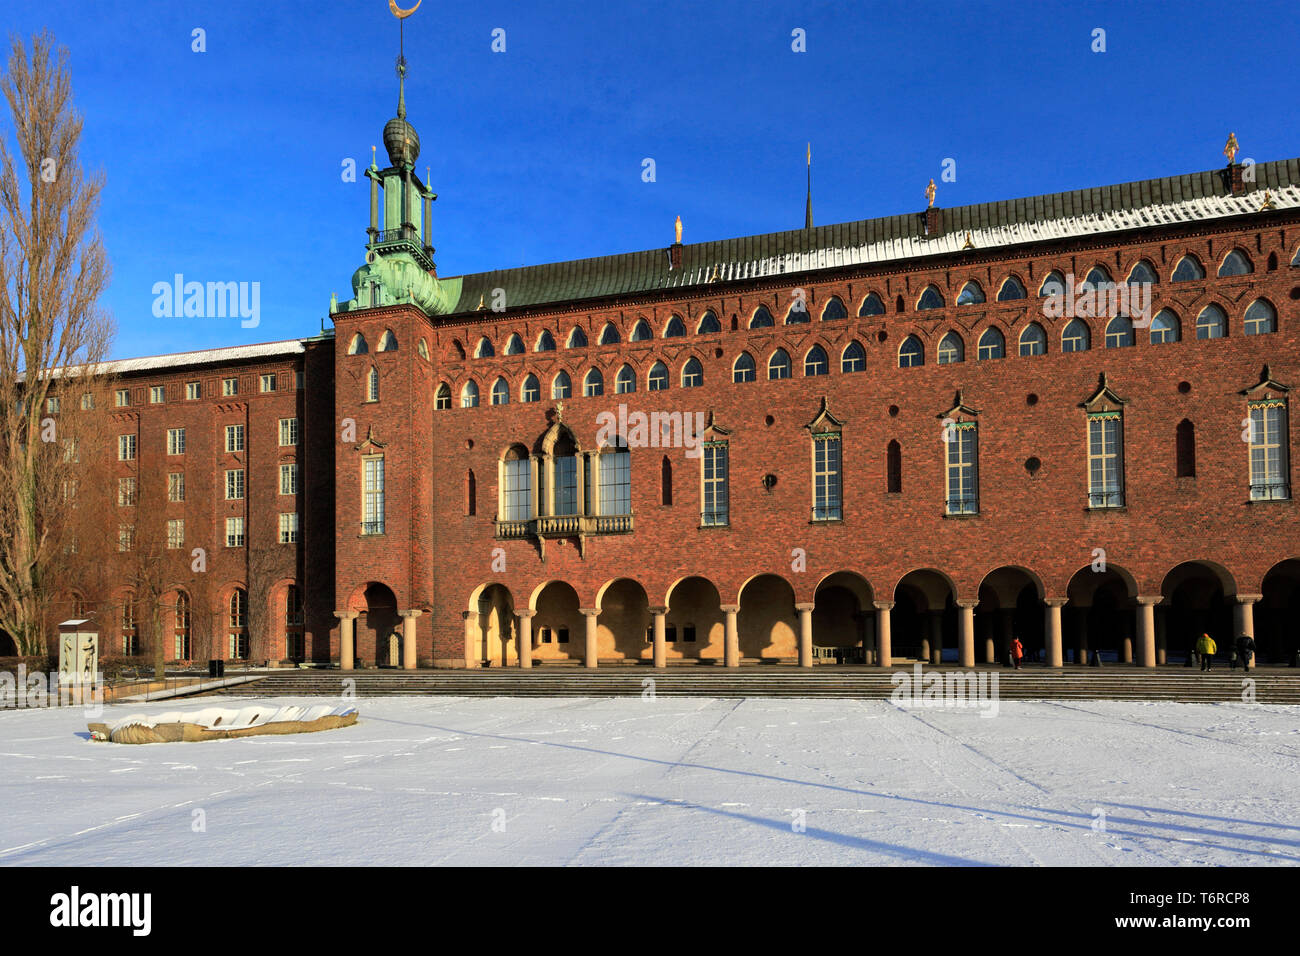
2, 696, 1297, 866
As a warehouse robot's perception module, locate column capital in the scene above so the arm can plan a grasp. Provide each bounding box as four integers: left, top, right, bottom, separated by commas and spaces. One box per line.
1136, 594, 1163, 606
334, 610, 359, 621
1234, 592, 1263, 604
956, 599, 979, 610
794, 602, 816, 612
578, 607, 600, 617
873, 600, 895, 611
516, 608, 537, 619
1044, 597, 1068, 608
399, 608, 423, 619
720, 603, 740, 614
648, 606, 669, 616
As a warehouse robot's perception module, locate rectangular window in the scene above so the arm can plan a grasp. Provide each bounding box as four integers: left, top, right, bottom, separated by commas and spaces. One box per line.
225, 424, 245, 452
118, 434, 136, 461
115, 389, 130, 407
557, 627, 569, 644
702, 442, 729, 525
944, 423, 978, 515
168, 472, 185, 502
279, 417, 299, 446
118, 524, 135, 552
167, 427, 186, 455
1249, 401, 1290, 500
118, 477, 137, 507
167, 518, 184, 549
362, 456, 385, 534
1087, 414, 1124, 508
554, 456, 578, 516
186, 381, 201, 400
503, 457, 532, 521
260, 373, 276, 393
812, 434, 842, 520
46, 396, 60, 414
225, 469, 245, 500
279, 463, 298, 495
279, 512, 299, 544
598, 449, 631, 516
80, 392, 93, 410
682, 625, 697, 643
150, 385, 165, 404
225, 516, 245, 547
222, 377, 238, 396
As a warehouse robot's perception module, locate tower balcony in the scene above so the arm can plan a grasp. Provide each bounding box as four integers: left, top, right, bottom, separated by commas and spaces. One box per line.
494, 512, 634, 557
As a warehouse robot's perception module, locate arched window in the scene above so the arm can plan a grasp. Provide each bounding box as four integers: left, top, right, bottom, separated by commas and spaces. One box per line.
566, 327, 587, 348
895, 294, 905, 313
536, 330, 556, 351
1172, 254, 1205, 282
664, 315, 686, 337
916, 285, 944, 310
804, 345, 829, 376
661, 456, 673, 506
630, 319, 652, 341
474, 336, 494, 358
366, 366, 379, 402
599, 323, 620, 345
648, 361, 669, 391
697, 310, 721, 334
466, 469, 476, 516
521, 374, 541, 403
937, 331, 964, 364
859, 292, 886, 316
1105, 315, 1135, 348
229, 588, 248, 660
490, 377, 509, 405
977, 328, 1005, 360
1293, 245, 1300, 267
1127, 260, 1158, 285
1019, 322, 1047, 356
733, 352, 756, 383
750, 305, 775, 328
348, 333, 368, 355
785, 302, 810, 324
956, 281, 985, 305
552, 371, 572, 399
615, 364, 636, 394
461, 380, 479, 408
1084, 265, 1113, 288
681, 357, 703, 388
417, 338, 429, 360
768, 348, 792, 379
886, 440, 902, 493
1150, 309, 1180, 344
1268, 252, 1278, 271
1176, 420, 1196, 478
378, 329, 398, 351
450, 340, 466, 360
1062, 318, 1091, 352
435, 383, 451, 410
997, 276, 1027, 301
1244, 299, 1277, 336
1039, 270, 1067, 297
821, 296, 847, 320
584, 368, 604, 397
1196, 304, 1227, 339
504, 333, 524, 355
1218, 249, 1253, 277
841, 341, 865, 373
501, 445, 532, 521
898, 335, 923, 368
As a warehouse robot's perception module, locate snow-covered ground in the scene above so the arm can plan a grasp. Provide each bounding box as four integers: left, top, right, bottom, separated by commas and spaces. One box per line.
2, 696, 1298, 866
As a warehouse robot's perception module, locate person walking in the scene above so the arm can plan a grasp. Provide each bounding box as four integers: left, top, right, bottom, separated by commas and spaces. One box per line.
1195, 632, 1217, 671
1010, 636, 1024, 670
1235, 633, 1256, 673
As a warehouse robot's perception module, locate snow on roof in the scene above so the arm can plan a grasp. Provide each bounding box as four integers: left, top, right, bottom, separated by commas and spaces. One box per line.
47, 339, 307, 380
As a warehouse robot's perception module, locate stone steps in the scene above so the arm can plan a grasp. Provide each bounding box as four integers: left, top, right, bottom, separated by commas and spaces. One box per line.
208, 668, 1300, 704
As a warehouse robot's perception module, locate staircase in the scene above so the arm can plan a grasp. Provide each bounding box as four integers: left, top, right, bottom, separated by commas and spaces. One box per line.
207, 666, 1300, 704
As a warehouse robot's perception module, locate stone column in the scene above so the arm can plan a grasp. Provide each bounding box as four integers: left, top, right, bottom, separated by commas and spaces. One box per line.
957, 600, 976, 667
874, 601, 894, 668
650, 606, 668, 668
579, 608, 599, 668
335, 611, 358, 671
981, 609, 996, 664
721, 604, 740, 667
1155, 605, 1168, 665
1044, 599, 1066, 668
1234, 594, 1260, 639
796, 602, 814, 667
517, 609, 535, 669
400, 609, 422, 670
1135, 596, 1159, 667
929, 611, 944, 665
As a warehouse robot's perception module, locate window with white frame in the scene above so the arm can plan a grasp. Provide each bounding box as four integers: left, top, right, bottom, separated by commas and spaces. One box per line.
117, 477, 137, 507
186, 381, 201, 400
118, 434, 136, 461
167, 519, 184, 549
225, 469, 245, 500
279, 512, 299, 544
702, 442, 729, 526
115, 388, 130, 407
46, 396, 60, 414
1087, 413, 1124, 508
167, 427, 185, 455
118, 524, 135, 552
260, 373, 277, 393
598, 441, 631, 515
501, 449, 532, 521
222, 377, 238, 396
279, 463, 298, 495
80, 392, 93, 410
944, 422, 978, 515
150, 386, 165, 404
1248, 400, 1290, 500
225, 516, 245, 547
168, 472, 185, 502
279, 417, 299, 446
225, 424, 244, 452
362, 456, 385, 534
812, 434, 842, 521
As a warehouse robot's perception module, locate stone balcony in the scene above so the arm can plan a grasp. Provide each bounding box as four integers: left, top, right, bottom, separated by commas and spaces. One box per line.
494, 512, 634, 557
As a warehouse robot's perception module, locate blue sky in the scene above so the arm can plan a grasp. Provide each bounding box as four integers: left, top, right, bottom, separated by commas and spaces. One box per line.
6, 0, 1297, 360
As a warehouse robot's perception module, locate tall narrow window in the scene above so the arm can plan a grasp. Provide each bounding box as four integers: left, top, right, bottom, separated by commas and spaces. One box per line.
886, 440, 902, 493
812, 434, 842, 521
1248, 400, 1290, 500
367, 367, 379, 401
229, 589, 249, 660
466, 469, 477, 515
599, 440, 631, 515
174, 592, 191, 660
661, 456, 673, 506
1176, 419, 1196, 478
1087, 413, 1124, 508
945, 423, 978, 515
501, 447, 532, 521
362, 456, 385, 534
702, 442, 728, 526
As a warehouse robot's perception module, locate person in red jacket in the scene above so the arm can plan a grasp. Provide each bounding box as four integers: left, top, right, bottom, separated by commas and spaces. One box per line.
1010, 636, 1024, 670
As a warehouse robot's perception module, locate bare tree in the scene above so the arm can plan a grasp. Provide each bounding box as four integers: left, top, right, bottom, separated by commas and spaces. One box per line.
0, 32, 113, 655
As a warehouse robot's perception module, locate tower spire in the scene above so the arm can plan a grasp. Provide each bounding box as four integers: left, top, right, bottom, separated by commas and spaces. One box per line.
804, 142, 813, 230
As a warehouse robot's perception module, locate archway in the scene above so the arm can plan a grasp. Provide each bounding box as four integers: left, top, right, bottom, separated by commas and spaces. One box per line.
1160, 561, 1234, 665
596, 578, 650, 661
1065, 565, 1137, 664
357, 583, 400, 667
894, 569, 956, 663
664, 576, 725, 662
469, 583, 516, 667
531, 581, 583, 664
813, 571, 874, 664
1260, 560, 1300, 665
977, 567, 1045, 665
737, 574, 797, 662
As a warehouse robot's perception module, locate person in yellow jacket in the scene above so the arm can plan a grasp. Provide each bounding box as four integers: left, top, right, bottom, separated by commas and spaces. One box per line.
1195, 633, 1217, 671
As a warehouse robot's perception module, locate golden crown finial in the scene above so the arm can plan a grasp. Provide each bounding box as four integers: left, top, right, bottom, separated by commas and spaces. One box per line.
674, 215, 682, 244
926, 178, 937, 208
1224, 132, 1240, 165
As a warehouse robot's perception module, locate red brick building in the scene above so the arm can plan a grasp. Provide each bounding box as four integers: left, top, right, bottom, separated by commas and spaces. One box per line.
44, 93, 1300, 671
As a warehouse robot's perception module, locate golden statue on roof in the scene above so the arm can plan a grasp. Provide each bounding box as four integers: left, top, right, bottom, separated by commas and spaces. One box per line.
926, 178, 936, 208
1224, 132, 1239, 165
675, 215, 682, 244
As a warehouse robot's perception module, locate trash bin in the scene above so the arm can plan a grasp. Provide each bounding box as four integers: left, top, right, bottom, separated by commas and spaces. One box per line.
208, 659, 225, 678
